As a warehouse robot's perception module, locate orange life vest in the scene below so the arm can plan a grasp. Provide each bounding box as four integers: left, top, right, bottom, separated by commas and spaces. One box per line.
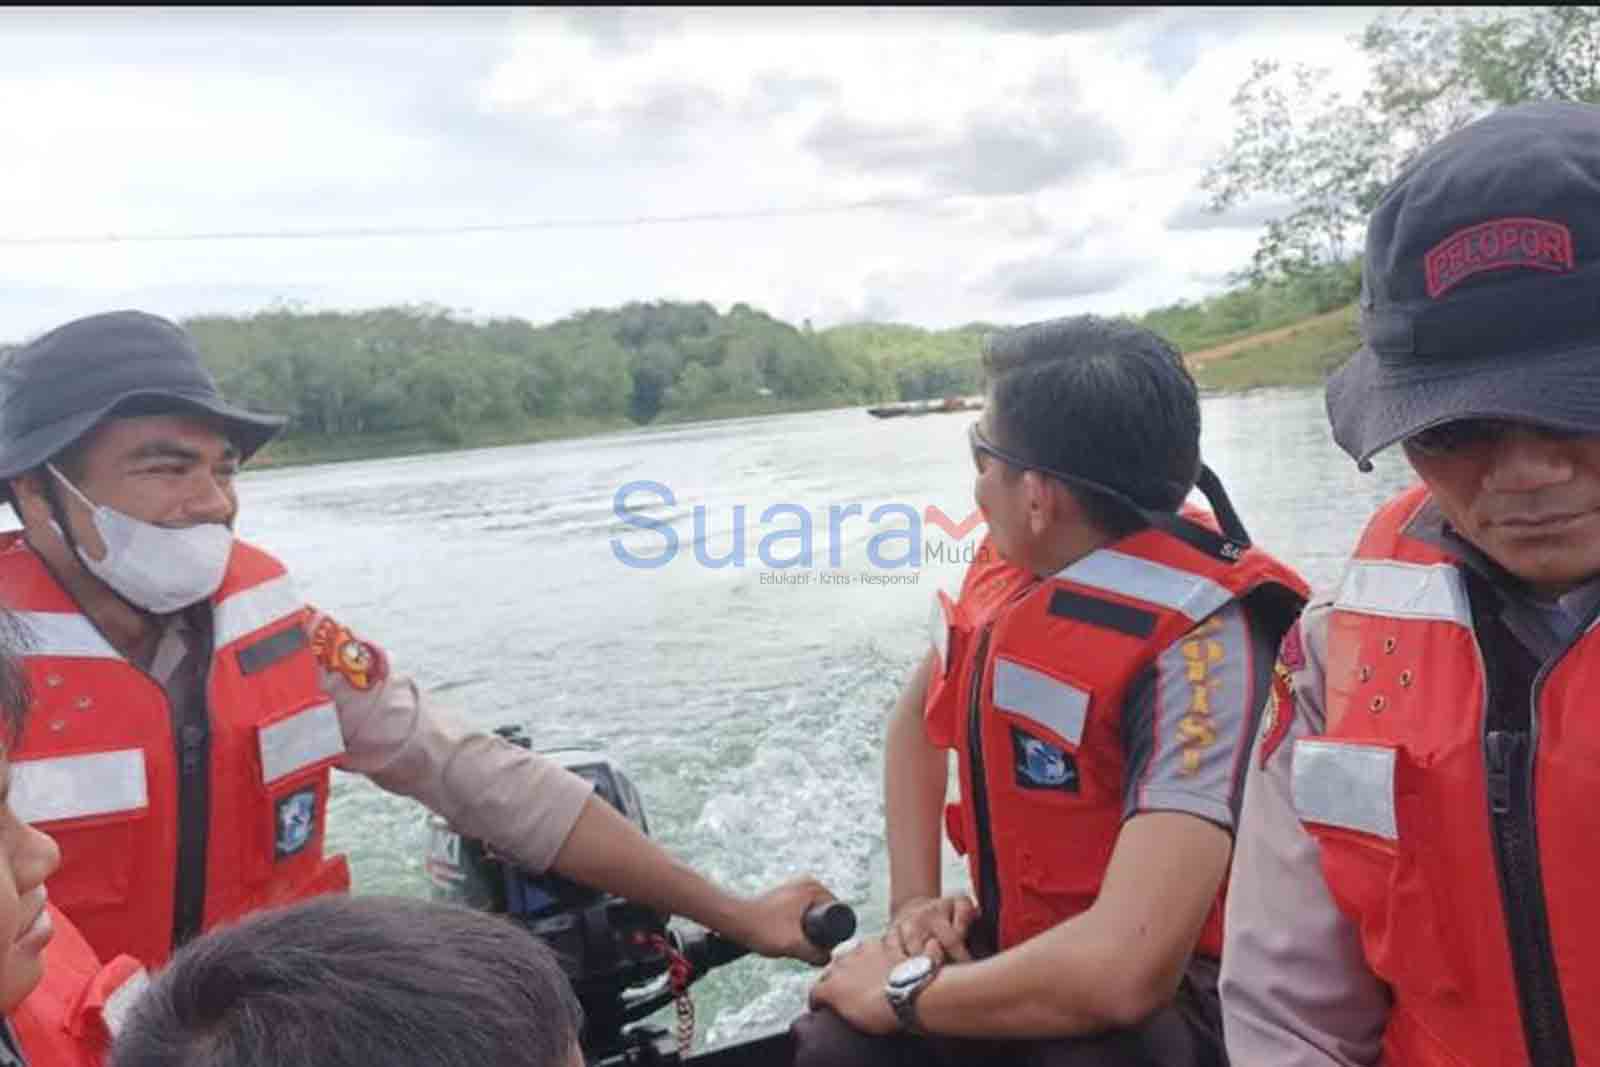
1295, 484, 1600, 1066
13, 905, 145, 1067
926, 515, 1308, 953
3, 533, 350, 968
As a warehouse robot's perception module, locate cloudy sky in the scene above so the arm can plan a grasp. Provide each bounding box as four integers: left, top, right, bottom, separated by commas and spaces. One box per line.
0, 6, 1383, 343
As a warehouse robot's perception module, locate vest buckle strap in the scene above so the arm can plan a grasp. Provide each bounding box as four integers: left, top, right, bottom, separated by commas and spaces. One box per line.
1291, 738, 1398, 841
258, 702, 345, 784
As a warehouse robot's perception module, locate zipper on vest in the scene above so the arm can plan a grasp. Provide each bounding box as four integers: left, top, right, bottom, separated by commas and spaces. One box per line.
171, 661, 213, 950
966, 623, 1001, 949
1463, 572, 1574, 1065
1483, 729, 1572, 1065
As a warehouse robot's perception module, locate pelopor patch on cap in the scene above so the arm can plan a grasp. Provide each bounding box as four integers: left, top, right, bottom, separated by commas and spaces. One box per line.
1424, 217, 1575, 299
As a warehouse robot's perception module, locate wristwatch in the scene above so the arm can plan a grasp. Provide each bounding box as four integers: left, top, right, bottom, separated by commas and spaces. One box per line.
884, 953, 940, 1034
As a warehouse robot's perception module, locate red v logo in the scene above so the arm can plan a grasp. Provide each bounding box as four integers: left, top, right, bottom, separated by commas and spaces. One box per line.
923, 505, 985, 540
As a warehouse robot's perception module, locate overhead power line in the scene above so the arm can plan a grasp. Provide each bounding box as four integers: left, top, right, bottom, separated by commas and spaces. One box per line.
0, 191, 1002, 248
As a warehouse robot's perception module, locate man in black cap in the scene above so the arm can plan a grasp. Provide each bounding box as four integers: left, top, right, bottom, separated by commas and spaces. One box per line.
1222, 101, 1600, 1066
0, 310, 837, 980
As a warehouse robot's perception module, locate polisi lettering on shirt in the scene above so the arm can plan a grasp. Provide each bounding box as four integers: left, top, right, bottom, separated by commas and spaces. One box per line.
1424, 217, 1574, 299
1178, 615, 1224, 775
1010, 726, 1079, 792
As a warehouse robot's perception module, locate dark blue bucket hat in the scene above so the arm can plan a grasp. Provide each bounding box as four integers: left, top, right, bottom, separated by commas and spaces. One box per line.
1328, 101, 1600, 469
0, 310, 286, 484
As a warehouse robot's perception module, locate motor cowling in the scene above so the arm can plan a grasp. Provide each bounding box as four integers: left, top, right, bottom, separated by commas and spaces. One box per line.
424, 727, 673, 1025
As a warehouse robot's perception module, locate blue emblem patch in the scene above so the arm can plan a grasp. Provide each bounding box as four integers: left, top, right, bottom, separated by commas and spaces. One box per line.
275, 788, 318, 858
1011, 728, 1078, 792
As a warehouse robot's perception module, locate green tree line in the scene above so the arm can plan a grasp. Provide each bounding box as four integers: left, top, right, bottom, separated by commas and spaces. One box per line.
172, 260, 1358, 454
0, 259, 1364, 464
175, 300, 1002, 451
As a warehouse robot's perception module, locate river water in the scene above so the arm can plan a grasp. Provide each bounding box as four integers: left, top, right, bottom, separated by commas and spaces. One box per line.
220, 386, 1412, 1045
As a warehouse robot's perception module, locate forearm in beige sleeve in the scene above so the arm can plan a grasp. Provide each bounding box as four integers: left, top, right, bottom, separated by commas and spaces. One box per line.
1219, 600, 1390, 1066
333, 671, 594, 873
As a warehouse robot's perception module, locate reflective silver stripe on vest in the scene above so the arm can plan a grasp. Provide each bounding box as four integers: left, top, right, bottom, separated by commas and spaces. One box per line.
259, 702, 345, 784
100, 966, 152, 1037
214, 573, 302, 650
12, 749, 148, 824
1334, 560, 1471, 625
13, 611, 121, 660
992, 657, 1089, 746
1291, 739, 1398, 841
1055, 550, 1232, 621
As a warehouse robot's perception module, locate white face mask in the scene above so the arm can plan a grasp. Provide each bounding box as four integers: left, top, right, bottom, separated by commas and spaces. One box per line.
47, 464, 234, 614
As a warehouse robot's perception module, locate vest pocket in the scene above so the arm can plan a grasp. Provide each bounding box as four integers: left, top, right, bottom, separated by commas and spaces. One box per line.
36, 813, 146, 911
245, 702, 346, 887
990, 655, 1095, 810
13, 749, 149, 909
1294, 739, 1467, 1001
1009, 841, 1109, 946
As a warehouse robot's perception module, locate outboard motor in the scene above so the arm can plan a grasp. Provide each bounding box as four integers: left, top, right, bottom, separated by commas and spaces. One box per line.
425, 724, 855, 1066
425, 728, 677, 1047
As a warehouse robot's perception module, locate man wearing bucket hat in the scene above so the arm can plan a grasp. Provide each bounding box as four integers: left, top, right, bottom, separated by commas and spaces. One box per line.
1221, 102, 1600, 1066
0, 310, 837, 985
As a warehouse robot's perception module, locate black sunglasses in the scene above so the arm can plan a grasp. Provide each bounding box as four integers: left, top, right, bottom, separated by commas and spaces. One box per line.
966, 420, 1254, 557
1406, 418, 1588, 457
969, 421, 1140, 503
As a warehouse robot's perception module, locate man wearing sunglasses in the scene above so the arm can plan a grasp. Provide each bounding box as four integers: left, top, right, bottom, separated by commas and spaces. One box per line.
1221, 102, 1600, 1067
801, 316, 1308, 1065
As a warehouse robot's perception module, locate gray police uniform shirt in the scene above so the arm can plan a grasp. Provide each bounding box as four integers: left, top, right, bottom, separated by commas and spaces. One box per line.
1119, 599, 1276, 834
151, 608, 594, 877
1219, 502, 1600, 1065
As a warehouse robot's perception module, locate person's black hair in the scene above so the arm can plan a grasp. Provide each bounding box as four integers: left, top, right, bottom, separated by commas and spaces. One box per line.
981, 315, 1201, 538
108, 895, 584, 1067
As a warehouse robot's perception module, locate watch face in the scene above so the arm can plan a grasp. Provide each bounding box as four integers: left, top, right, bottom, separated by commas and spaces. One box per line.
888, 954, 935, 989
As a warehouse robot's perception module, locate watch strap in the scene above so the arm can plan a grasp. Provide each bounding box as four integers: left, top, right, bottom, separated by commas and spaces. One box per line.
886, 961, 938, 1035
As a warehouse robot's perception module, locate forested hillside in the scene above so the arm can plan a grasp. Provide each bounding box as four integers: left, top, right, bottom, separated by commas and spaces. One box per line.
0, 259, 1364, 464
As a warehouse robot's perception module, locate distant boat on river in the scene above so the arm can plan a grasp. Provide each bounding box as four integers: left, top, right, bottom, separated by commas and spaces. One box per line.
866, 394, 984, 419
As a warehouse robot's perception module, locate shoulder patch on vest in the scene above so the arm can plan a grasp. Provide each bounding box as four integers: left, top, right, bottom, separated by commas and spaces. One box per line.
1278, 618, 1306, 671
1258, 661, 1295, 770
1010, 726, 1079, 793
275, 787, 319, 858
308, 613, 388, 691
236, 623, 309, 675
1047, 588, 1157, 638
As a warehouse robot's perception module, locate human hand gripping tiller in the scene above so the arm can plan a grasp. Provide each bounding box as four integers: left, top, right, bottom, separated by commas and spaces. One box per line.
424, 725, 856, 1067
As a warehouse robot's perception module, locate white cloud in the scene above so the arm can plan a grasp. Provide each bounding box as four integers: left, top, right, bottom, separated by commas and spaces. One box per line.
0, 7, 1381, 341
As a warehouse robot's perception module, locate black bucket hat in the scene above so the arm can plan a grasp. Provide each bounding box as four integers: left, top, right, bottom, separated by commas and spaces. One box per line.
1327, 101, 1600, 469
0, 310, 286, 485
